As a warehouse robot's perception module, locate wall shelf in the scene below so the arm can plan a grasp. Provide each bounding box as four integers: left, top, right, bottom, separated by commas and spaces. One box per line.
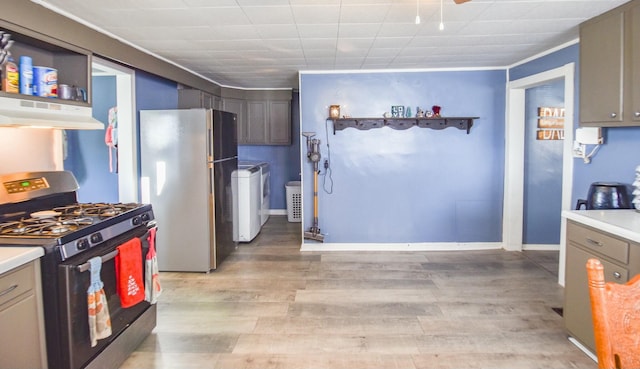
330, 117, 478, 134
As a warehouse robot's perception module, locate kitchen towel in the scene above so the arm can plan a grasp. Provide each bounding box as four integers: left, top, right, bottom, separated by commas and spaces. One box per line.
144, 227, 162, 304
115, 238, 144, 308
87, 256, 112, 347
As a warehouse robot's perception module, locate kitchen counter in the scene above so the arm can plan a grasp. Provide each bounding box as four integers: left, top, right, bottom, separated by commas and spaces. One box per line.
0, 247, 44, 275
561, 209, 640, 242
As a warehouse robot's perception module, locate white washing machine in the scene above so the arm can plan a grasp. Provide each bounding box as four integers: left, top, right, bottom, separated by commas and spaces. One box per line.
232, 166, 261, 242
239, 161, 270, 226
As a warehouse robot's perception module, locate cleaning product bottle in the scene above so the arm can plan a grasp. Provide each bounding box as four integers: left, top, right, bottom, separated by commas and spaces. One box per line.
19, 55, 33, 95
1, 56, 19, 93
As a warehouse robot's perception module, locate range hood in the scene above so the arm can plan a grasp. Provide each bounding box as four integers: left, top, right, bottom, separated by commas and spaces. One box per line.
0, 96, 104, 130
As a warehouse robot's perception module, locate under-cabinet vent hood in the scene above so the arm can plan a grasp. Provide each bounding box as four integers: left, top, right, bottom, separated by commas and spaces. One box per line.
0, 97, 104, 130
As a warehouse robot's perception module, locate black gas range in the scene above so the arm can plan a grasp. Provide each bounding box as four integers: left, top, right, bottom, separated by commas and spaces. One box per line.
0, 171, 157, 369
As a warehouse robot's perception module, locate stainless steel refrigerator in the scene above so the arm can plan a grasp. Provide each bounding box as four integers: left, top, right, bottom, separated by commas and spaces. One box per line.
139, 109, 238, 272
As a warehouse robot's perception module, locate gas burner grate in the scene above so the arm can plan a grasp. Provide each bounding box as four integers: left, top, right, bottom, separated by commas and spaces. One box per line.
53, 203, 142, 218
0, 216, 94, 237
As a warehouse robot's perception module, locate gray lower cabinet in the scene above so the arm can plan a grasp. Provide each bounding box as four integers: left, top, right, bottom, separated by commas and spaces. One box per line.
579, 0, 640, 127
564, 220, 640, 352
0, 260, 47, 369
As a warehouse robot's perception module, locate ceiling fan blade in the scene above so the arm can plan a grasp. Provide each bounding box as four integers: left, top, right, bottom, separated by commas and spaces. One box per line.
453, 0, 471, 4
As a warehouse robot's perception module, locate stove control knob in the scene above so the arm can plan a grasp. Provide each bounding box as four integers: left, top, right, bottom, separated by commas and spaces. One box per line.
77, 238, 89, 251
90, 233, 103, 244
141, 213, 151, 222
132, 216, 142, 226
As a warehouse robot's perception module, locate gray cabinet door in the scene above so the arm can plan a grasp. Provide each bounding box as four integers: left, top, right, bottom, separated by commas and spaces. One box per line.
631, 5, 640, 123
268, 100, 291, 145
579, 11, 624, 125
222, 98, 247, 143
247, 101, 268, 144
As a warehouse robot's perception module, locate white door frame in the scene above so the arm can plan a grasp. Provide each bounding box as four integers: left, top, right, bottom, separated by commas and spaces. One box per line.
503, 63, 575, 285
92, 57, 138, 203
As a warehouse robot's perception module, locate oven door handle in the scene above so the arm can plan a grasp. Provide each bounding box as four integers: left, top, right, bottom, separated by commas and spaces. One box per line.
75, 225, 157, 273
76, 249, 119, 273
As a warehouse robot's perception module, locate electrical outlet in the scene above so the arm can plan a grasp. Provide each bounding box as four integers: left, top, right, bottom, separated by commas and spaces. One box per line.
573, 141, 585, 158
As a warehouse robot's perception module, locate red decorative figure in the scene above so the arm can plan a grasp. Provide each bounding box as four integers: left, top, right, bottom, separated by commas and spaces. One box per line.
432, 105, 441, 117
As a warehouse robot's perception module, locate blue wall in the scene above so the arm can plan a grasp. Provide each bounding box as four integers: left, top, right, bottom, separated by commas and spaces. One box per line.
510, 44, 640, 208
300, 70, 506, 244
64, 76, 118, 203
523, 81, 564, 244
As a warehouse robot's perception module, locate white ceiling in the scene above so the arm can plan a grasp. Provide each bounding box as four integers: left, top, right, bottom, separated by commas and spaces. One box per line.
34, 0, 628, 89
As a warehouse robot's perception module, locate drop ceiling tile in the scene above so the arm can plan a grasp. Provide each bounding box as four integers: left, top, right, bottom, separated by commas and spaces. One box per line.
242, 6, 296, 25
296, 24, 340, 38
340, 4, 392, 23
291, 5, 341, 23
338, 24, 382, 38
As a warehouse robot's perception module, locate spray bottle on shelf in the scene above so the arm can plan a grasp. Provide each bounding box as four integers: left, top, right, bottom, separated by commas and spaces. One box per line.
1, 56, 18, 93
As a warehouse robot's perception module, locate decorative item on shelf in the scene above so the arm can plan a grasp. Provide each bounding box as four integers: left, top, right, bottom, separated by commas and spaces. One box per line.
383, 111, 391, 118
329, 105, 340, 119
432, 105, 442, 117
391, 105, 405, 118
405, 106, 412, 118
633, 165, 640, 212
425, 110, 434, 118
416, 107, 425, 118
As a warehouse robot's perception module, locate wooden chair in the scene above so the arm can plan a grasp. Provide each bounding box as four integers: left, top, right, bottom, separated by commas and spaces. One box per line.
586, 258, 640, 369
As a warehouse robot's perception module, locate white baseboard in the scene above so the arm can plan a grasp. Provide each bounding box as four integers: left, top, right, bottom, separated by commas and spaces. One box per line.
568, 336, 597, 363
300, 242, 503, 252
269, 209, 287, 216
522, 244, 560, 251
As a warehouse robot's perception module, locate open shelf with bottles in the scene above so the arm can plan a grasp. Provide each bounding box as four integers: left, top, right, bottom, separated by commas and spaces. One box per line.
0, 21, 91, 106
330, 117, 478, 134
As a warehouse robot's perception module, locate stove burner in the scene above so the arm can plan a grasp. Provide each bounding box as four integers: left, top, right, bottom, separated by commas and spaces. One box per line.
0, 216, 95, 237
54, 203, 141, 218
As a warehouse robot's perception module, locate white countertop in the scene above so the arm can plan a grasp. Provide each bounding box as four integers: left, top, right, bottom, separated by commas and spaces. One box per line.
0, 247, 44, 275
562, 209, 640, 243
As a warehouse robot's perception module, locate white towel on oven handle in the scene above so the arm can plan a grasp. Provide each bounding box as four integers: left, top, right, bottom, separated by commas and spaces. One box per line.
87, 256, 112, 347
145, 227, 162, 304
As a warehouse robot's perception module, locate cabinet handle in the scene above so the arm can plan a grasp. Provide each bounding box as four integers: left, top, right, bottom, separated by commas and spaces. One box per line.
586, 238, 604, 247
613, 272, 622, 280
0, 284, 18, 297
610, 112, 617, 118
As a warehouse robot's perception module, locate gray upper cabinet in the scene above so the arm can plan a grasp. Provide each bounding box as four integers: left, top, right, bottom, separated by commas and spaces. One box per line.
268, 100, 292, 145
178, 88, 221, 110
579, 0, 640, 127
222, 88, 292, 145
222, 97, 247, 143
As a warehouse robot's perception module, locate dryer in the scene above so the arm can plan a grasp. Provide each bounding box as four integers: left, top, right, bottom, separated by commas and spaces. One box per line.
239, 161, 270, 226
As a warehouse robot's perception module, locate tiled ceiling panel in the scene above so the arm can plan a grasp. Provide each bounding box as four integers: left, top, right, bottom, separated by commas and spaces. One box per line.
33, 0, 630, 88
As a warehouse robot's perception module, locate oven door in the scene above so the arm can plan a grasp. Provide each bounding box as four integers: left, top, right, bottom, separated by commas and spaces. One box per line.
57, 226, 152, 369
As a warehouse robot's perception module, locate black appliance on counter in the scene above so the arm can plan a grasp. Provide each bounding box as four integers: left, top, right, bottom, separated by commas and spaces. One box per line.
575, 181, 633, 210
0, 171, 157, 369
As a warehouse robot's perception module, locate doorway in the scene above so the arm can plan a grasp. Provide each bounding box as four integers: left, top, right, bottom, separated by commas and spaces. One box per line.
503, 63, 575, 286
91, 57, 137, 203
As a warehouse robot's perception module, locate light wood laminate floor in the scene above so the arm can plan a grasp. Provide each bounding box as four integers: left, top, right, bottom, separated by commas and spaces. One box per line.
120, 216, 595, 369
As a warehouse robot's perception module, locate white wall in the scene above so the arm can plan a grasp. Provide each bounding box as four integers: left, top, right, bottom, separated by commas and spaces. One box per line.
0, 128, 63, 174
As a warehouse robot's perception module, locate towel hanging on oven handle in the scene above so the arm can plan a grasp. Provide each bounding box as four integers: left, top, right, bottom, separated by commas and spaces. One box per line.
76, 226, 158, 273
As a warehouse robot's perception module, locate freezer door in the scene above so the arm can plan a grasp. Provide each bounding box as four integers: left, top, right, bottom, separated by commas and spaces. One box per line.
140, 109, 213, 272
212, 110, 238, 161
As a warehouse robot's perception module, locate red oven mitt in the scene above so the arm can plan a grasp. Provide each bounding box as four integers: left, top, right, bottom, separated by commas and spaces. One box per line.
115, 238, 144, 308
